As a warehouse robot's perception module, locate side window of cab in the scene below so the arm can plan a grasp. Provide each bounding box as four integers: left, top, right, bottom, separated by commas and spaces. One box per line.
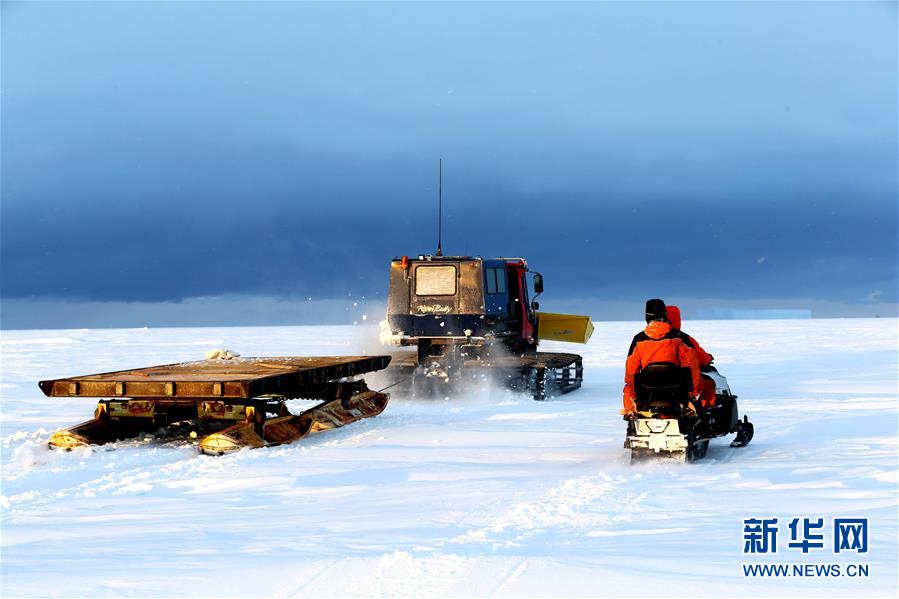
484, 266, 509, 315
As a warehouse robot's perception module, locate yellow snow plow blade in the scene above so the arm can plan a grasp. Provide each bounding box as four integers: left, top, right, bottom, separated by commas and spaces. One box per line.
536, 312, 594, 344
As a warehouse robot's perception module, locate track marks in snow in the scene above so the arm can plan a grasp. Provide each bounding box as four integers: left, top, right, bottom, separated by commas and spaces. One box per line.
287, 560, 347, 598
452, 473, 634, 549
488, 558, 530, 597
344, 551, 475, 599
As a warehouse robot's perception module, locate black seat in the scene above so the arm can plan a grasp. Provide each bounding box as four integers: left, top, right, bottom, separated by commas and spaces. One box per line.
634, 362, 693, 414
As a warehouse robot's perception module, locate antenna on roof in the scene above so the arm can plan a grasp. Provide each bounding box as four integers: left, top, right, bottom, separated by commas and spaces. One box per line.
436, 158, 443, 257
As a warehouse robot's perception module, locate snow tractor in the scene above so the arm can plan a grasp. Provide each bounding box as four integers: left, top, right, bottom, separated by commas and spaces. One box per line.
624, 364, 754, 462
382, 254, 593, 400
39, 355, 391, 455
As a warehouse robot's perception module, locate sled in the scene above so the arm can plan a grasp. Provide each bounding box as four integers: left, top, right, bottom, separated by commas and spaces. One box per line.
39, 355, 391, 455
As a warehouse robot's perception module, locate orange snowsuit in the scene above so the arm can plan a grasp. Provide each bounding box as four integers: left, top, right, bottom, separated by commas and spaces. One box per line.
623, 320, 701, 413
666, 305, 716, 408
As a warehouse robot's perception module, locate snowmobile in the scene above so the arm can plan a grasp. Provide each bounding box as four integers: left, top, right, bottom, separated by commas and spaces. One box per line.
624, 363, 753, 462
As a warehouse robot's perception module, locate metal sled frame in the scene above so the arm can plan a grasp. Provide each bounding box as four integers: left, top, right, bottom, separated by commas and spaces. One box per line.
39, 356, 391, 455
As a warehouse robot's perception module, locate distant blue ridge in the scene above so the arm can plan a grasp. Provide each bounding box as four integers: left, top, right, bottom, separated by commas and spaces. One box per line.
694, 309, 812, 320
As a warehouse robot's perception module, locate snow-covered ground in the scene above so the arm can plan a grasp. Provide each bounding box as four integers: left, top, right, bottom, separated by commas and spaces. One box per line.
1, 320, 896, 598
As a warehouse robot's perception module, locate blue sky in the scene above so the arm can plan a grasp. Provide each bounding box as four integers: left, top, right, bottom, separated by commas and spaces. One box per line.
1, 1, 896, 327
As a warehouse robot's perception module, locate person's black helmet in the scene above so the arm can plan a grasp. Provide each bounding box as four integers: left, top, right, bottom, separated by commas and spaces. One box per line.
645, 298, 668, 323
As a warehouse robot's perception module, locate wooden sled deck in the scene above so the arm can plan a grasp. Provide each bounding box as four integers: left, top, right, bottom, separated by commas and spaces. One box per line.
39, 355, 392, 399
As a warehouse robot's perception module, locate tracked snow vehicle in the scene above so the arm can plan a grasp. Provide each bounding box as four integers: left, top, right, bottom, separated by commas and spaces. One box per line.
40, 355, 391, 455
383, 254, 593, 399
624, 363, 753, 462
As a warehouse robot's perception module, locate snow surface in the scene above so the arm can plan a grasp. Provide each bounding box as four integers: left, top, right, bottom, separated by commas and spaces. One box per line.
1, 320, 897, 598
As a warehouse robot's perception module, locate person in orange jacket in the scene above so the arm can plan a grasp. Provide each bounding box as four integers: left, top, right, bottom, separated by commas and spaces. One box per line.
623, 299, 701, 417
666, 305, 717, 409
